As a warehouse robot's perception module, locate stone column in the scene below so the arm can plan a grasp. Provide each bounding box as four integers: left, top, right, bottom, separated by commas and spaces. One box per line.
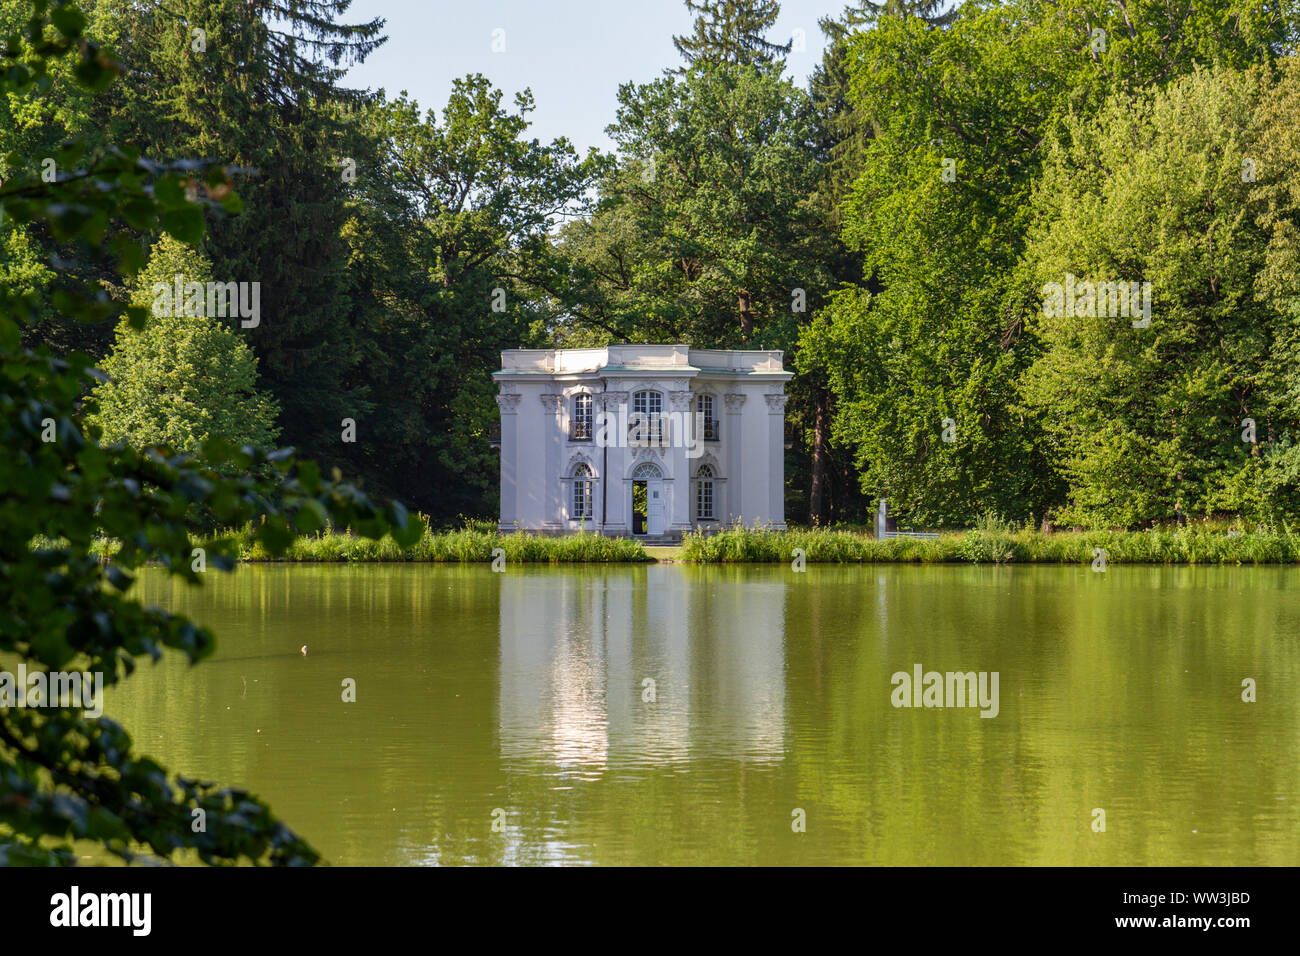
541, 393, 564, 530
723, 393, 746, 524
496, 392, 522, 530
598, 390, 630, 534
668, 389, 694, 533
765, 392, 788, 528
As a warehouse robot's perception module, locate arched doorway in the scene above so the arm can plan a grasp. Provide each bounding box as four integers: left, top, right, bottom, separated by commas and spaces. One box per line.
630, 461, 664, 536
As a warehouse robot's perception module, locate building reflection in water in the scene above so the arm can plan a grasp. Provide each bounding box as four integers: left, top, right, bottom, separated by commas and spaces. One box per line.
497, 567, 787, 777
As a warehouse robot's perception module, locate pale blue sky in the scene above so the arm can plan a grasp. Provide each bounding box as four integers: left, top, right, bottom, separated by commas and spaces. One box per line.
342, 0, 851, 155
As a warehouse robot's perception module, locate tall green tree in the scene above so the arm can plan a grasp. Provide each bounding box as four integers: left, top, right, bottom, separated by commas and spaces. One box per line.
1020, 66, 1279, 525
0, 0, 108, 355
342, 78, 599, 517
552, 11, 837, 520
1249, 57, 1300, 517
810, 2, 954, 213
86, 235, 280, 456
848, 0, 955, 26
1, 0, 417, 866
563, 61, 828, 346
797, 1, 958, 523
799, 0, 1296, 526
79, 0, 387, 474
799, 5, 1073, 525
672, 0, 791, 67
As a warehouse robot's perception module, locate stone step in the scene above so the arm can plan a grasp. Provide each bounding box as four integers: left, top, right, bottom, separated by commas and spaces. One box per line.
622, 534, 682, 545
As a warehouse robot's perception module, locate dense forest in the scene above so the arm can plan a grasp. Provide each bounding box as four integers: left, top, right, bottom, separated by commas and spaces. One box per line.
5, 0, 1300, 529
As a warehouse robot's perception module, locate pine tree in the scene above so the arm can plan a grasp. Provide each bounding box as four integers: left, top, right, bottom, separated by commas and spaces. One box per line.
672, 0, 791, 68
834, 1, 956, 29
87, 0, 387, 474
812, 2, 954, 205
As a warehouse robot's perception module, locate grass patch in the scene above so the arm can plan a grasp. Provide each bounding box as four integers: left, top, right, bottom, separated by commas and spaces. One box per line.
679, 522, 1300, 565
44, 517, 1300, 566
239, 525, 651, 563
40, 521, 651, 564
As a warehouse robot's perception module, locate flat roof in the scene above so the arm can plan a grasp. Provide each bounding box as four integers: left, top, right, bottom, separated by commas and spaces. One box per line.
497, 345, 788, 375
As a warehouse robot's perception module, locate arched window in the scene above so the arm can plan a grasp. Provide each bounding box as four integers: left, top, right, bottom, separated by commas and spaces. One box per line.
571, 393, 593, 441
696, 393, 718, 441
572, 463, 593, 519
696, 464, 715, 520
631, 390, 663, 444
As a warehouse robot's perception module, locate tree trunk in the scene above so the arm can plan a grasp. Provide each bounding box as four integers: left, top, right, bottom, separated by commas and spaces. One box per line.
738, 290, 753, 339
810, 387, 830, 525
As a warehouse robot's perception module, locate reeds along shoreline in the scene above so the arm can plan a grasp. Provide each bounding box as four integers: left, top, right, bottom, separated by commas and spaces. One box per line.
677, 524, 1300, 565
235, 526, 654, 563
57, 522, 1300, 565
65, 525, 652, 564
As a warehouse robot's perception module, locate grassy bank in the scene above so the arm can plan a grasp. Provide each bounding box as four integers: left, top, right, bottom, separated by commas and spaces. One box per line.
679, 524, 1300, 565
53, 520, 1300, 566
67, 524, 652, 564
242, 526, 652, 563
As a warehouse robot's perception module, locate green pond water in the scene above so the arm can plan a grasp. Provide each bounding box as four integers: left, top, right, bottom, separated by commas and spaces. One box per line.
107, 563, 1300, 866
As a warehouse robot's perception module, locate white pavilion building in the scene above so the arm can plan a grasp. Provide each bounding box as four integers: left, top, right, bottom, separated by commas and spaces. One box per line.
492, 345, 791, 540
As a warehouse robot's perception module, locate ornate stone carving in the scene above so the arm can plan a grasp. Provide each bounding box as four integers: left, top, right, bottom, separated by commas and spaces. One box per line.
629, 450, 668, 474
540, 392, 564, 412
495, 393, 522, 413
597, 390, 629, 410
764, 393, 788, 413
566, 451, 598, 476
669, 390, 694, 411
692, 451, 724, 478
724, 393, 747, 412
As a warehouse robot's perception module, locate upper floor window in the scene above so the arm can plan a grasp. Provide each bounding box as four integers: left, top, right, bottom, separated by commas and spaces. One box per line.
696, 465, 715, 520
697, 394, 718, 441
571, 393, 593, 441
631, 390, 663, 444
572, 463, 593, 519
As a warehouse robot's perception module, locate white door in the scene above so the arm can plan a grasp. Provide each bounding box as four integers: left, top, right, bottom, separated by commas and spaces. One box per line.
647, 480, 665, 535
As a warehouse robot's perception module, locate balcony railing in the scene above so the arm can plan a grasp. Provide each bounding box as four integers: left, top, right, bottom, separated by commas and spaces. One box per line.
627, 414, 664, 445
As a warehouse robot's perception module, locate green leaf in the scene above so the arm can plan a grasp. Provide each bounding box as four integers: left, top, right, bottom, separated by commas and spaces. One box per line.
258, 516, 295, 554
153, 175, 187, 208
293, 500, 327, 533
160, 206, 204, 243
50, 6, 86, 39
121, 198, 157, 231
